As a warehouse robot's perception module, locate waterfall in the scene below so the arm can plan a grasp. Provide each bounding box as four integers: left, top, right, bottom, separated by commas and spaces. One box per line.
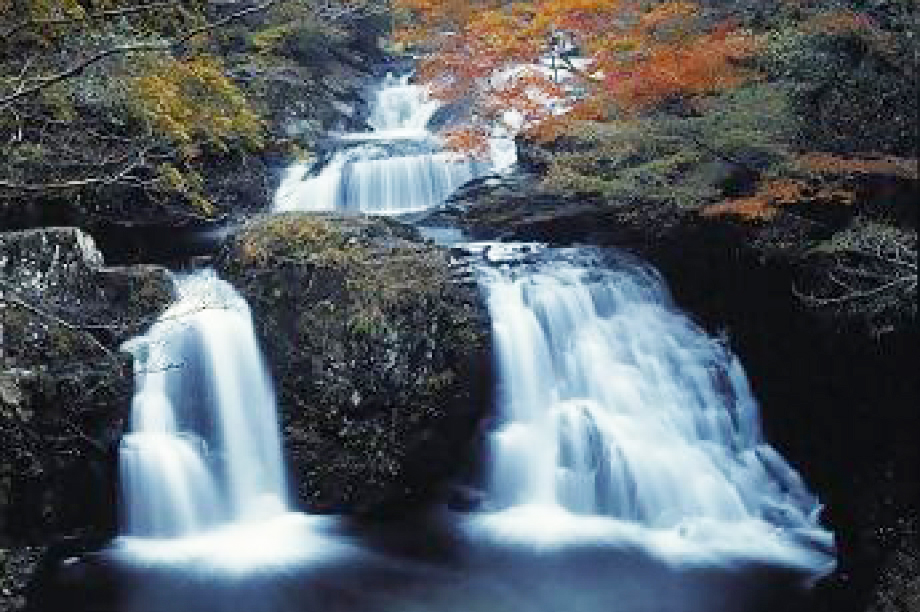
477, 245, 828, 538
119, 270, 287, 538
274, 73, 513, 214
85, 71, 834, 612
367, 73, 440, 134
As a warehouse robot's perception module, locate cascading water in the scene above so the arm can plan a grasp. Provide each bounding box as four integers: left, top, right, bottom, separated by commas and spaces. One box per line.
273, 73, 513, 214
50, 71, 836, 612
119, 270, 287, 538
476, 244, 831, 544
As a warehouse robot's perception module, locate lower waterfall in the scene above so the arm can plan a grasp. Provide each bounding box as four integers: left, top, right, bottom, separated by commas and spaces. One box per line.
476, 244, 827, 536
89, 249, 833, 612
118, 270, 287, 538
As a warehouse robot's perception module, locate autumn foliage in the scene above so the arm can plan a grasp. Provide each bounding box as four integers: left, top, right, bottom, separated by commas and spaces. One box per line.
393, 0, 760, 149
700, 152, 919, 222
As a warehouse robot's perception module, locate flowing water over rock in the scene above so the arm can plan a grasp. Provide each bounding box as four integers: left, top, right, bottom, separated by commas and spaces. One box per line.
37, 73, 835, 612
119, 270, 287, 538
273, 74, 512, 214
474, 244, 832, 543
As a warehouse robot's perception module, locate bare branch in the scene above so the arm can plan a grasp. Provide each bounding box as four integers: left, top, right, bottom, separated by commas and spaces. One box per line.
0, 279, 117, 359
1, 2, 182, 39
0, 155, 151, 194
0, 0, 280, 110
793, 274, 916, 306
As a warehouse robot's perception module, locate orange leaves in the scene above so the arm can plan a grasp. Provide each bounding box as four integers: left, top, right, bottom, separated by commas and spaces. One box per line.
701, 176, 857, 222
704, 151, 918, 223
702, 179, 808, 221
399, 0, 761, 151
604, 26, 760, 109
640, 2, 698, 30
802, 9, 877, 35
798, 8, 901, 64
796, 153, 918, 180
441, 126, 491, 157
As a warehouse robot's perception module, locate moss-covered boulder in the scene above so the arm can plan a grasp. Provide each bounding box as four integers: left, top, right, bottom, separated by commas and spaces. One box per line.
1, 228, 172, 547
218, 213, 492, 514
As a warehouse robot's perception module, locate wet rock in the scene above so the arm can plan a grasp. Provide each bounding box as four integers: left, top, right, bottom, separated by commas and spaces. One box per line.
0, 546, 43, 612
1, 228, 172, 544
218, 213, 492, 514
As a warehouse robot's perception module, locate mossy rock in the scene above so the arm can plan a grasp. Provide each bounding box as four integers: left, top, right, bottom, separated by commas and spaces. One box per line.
218, 213, 492, 514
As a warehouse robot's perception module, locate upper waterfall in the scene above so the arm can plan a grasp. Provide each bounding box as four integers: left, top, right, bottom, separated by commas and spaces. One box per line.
367, 73, 440, 134
119, 270, 287, 538
273, 73, 513, 214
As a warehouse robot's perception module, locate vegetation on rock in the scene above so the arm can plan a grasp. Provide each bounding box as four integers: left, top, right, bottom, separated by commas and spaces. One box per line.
219, 214, 492, 514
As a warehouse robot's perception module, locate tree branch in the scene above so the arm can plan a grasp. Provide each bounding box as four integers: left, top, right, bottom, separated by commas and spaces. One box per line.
0, 0, 279, 110
1, 2, 182, 39
0, 153, 152, 194
0, 279, 117, 360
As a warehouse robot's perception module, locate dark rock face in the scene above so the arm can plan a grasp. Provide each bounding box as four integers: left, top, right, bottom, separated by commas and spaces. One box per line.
1, 228, 172, 545
0, 546, 43, 612
218, 213, 492, 514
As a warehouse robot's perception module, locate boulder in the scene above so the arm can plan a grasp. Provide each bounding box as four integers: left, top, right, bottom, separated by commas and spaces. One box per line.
218, 213, 492, 514
0, 228, 172, 545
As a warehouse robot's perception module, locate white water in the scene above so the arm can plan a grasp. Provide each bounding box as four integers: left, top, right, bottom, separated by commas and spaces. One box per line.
477, 245, 831, 546
274, 74, 514, 214
99, 71, 837, 612
119, 270, 287, 538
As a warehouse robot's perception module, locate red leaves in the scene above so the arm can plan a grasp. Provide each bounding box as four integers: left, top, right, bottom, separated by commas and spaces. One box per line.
441, 126, 491, 157
394, 0, 761, 150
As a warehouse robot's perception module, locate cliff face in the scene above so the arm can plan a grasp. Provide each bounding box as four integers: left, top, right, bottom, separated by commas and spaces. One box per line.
0, 2, 392, 264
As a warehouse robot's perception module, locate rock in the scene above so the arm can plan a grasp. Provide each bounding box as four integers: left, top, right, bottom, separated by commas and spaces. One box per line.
0, 545, 43, 612
445, 484, 487, 512
218, 213, 493, 514
0, 228, 172, 544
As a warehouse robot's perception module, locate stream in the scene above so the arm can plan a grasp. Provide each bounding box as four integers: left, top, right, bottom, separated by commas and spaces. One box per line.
31, 73, 834, 612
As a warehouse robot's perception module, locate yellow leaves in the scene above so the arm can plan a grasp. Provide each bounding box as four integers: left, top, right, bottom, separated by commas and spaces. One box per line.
131, 56, 264, 153
25, 0, 86, 22
38, 82, 76, 121
250, 24, 298, 55
156, 163, 215, 216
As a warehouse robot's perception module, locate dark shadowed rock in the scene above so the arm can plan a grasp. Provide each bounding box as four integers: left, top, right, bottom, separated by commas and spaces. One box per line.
1, 228, 172, 545
218, 213, 492, 514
